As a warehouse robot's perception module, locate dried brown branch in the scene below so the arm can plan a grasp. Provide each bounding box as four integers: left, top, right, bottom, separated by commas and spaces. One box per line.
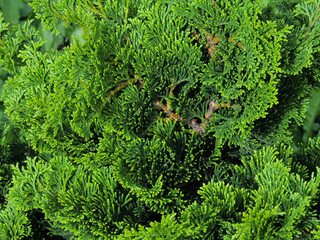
203, 32, 221, 59
155, 84, 238, 135
155, 100, 181, 121
205, 99, 218, 120
187, 119, 206, 135
187, 99, 217, 135
193, 30, 246, 59
187, 99, 238, 135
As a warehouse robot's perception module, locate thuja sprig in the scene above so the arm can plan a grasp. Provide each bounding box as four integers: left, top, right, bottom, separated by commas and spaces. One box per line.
79, 0, 108, 20
300, 1, 319, 43
124, 0, 130, 26
46, 0, 92, 40
48, 0, 67, 21
0, 14, 8, 46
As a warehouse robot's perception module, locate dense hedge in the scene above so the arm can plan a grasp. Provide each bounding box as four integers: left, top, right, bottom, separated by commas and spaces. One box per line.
1, 0, 320, 239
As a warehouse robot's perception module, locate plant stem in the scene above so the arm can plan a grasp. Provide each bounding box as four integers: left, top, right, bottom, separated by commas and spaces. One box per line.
124, 0, 130, 26
83, 0, 108, 19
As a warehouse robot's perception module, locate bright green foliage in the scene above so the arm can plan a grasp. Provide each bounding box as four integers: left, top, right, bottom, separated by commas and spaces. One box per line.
181, 181, 250, 239
174, 0, 289, 148
176, 146, 320, 239
8, 156, 138, 239
1, 0, 320, 239
231, 147, 320, 239
119, 214, 199, 240
0, 205, 31, 240
0, 8, 35, 214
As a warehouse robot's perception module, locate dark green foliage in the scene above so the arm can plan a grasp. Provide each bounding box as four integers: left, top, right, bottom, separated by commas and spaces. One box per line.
1, 0, 320, 239
293, 87, 320, 150
302, 88, 320, 143
292, 136, 320, 178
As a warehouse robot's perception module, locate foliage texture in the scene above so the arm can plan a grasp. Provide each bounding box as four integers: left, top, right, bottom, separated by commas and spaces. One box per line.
1, 0, 320, 239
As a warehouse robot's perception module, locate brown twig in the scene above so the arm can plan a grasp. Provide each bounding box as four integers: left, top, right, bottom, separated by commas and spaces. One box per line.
193, 30, 246, 60
205, 99, 218, 120
187, 99, 218, 135
187, 99, 238, 135
155, 100, 181, 121
203, 31, 221, 59
155, 84, 238, 135
156, 98, 238, 135
187, 119, 206, 135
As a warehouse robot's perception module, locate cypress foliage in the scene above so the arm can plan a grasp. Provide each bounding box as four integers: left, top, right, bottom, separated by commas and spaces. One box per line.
0, 0, 320, 239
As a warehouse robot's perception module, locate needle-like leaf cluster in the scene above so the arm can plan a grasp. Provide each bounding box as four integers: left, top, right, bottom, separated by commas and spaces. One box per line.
1, 0, 320, 239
